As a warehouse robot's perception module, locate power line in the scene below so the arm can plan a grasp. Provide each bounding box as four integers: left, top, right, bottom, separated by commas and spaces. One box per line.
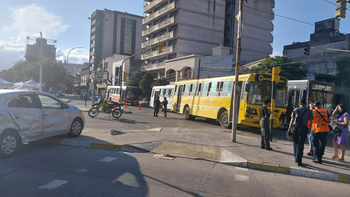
324, 0, 350, 11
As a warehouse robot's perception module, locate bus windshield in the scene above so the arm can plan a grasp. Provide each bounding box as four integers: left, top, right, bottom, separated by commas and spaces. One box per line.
126, 88, 140, 99
309, 91, 334, 112
247, 83, 286, 108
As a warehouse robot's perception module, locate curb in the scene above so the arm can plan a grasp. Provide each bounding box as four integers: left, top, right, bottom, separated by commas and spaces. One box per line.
246, 161, 350, 184
38, 138, 123, 150
38, 138, 350, 184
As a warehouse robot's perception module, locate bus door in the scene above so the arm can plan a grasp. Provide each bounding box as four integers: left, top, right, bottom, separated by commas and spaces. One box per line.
176, 85, 183, 113
285, 89, 300, 124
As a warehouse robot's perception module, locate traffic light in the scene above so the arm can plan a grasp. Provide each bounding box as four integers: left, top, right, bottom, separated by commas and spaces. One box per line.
158, 42, 164, 53
122, 72, 127, 81
272, 67, 281, 83
335, 0, 347, 18
304, 44, 310, 55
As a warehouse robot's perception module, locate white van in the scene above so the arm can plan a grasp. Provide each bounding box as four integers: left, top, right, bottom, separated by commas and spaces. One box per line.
150, 85, 175, 111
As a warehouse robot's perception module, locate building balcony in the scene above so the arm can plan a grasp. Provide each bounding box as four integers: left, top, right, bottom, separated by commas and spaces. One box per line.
143, 2, 176, 25
90, 42, 95, 48
142, 16, 176, 37
141, 45, 175, 60
143, 0, 168, 13
91, 34, 95, 41
142, 61, 165, 71
142, 31, 175, 48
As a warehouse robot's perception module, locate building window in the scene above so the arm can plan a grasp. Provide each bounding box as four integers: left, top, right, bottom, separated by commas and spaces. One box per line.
167, 69, 176, 82
123, 18, 134, 55
183, 67, 192, 79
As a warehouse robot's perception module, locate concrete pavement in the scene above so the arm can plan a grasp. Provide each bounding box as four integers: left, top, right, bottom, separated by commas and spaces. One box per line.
39, 97, 350, 184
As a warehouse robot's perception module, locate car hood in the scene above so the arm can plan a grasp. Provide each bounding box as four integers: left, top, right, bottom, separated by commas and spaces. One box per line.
66, 103, 81, 111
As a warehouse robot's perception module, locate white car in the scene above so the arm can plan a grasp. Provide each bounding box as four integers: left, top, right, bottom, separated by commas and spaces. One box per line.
0, 90, 85, 157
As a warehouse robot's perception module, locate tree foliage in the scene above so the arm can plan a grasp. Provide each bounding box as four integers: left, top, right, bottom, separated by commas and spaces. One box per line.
250, 56, 307, 80
127, 72, 143, 87
0, 58, 70, 92
335, 56, 350, 88
151, 78, 170, 87
139, 72, 154, 98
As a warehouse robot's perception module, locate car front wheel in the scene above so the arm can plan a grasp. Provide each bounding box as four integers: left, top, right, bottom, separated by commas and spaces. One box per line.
0, 131, 21, 158
68, 119, 83, 137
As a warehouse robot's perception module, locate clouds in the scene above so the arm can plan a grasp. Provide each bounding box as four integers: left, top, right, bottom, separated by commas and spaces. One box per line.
2, 3, 68, 44
56, 48, 89, 64
0, 3, 69, 71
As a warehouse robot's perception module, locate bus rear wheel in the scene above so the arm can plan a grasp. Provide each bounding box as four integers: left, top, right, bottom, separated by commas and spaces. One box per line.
220, 111, 231, 129
184, 106, 195, 120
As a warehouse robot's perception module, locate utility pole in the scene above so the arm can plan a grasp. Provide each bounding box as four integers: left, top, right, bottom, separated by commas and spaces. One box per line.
270, 67, 281, 142
231, 0, 243, 142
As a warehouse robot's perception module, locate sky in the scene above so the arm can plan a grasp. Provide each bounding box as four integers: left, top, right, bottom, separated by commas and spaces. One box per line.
0, 0, 349, 72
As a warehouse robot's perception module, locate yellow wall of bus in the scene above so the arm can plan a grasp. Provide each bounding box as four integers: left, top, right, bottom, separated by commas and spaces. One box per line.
172, 73, 287, 128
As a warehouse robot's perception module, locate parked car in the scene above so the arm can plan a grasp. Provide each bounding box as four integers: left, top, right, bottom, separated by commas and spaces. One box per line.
0, 90, 85, 157
55, 91, 65, 97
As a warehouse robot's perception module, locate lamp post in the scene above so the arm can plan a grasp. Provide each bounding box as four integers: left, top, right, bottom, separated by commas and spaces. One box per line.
65, 47, 83, 92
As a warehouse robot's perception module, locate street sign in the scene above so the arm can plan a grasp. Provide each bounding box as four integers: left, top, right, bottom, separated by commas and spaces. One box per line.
90, 71, 108, 80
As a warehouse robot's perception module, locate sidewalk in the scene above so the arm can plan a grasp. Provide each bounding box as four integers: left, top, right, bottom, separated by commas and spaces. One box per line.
39, 125, 350, 184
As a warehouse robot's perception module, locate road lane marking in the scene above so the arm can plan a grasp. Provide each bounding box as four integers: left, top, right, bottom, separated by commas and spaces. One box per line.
99, 157, 117, 162
76, 169, 88, 173
38, 180, 68, 189
234, 175, 249, 182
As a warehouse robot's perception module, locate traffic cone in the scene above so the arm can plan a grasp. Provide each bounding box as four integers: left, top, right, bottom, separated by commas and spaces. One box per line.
125, 102, 127, 108
139, 103, 141, 110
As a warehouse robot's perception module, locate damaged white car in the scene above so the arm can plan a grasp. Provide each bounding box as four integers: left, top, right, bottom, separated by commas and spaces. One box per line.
0, 90, 85, 157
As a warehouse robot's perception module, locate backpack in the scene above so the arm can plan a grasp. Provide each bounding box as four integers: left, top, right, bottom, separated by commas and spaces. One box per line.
291, 108, 308, 134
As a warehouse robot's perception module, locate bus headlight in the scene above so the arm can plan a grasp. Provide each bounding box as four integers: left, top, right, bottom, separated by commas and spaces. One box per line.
246, 107, 257, 115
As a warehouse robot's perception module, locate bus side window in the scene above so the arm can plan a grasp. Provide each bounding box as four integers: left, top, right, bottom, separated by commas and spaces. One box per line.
197, 83, 202, 96
201, 82, 209, 97
174, 85, 177, 94
208, 82, 218, 97
189, 84, 193, 96
192, 84, 197, 96
220, 81, 232, 97
183, 84, 190, 96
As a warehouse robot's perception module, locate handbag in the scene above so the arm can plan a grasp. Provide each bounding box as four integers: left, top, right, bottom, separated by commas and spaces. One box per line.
334, 126, 347, 136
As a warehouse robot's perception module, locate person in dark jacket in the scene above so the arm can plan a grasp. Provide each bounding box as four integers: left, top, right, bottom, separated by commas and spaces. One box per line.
260, 99, 273, 151
154, 97, 160, 117
162, 97, 168, 117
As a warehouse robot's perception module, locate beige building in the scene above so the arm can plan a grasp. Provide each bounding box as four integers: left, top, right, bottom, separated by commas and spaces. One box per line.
141, 0, 275, 78
25, 38, 56, 61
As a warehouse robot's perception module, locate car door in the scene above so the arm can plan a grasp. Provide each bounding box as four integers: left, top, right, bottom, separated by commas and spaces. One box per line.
36, 94, 70, 137
6, 93, 44, 140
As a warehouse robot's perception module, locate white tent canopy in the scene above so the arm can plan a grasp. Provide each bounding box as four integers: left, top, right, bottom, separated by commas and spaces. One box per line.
14, 79, 40, 90
0, 78, 13, 89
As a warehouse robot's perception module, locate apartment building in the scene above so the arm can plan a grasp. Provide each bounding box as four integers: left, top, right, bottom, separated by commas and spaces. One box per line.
141, 0, 275, 79
25, 38, 56, 61
88, 9, 143, 71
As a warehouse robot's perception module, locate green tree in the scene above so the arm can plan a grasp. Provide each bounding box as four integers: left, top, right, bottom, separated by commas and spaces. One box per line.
250, 56, 307, 80
0, 68, 13, 82
139, 72, 154, 99
127, 72, 143, 87
335, 56, 350, 88
151, 78, 170, 87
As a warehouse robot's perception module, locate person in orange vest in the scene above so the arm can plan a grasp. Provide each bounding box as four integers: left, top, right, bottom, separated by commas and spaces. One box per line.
312, 101, 330, 164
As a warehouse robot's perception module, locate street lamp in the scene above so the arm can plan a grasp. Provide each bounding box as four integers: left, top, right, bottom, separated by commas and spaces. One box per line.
65, 47, 83, 93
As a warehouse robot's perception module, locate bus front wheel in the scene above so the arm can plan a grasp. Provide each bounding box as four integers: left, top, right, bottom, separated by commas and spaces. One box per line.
184, 106, 195, 120
220, 111, 231, 129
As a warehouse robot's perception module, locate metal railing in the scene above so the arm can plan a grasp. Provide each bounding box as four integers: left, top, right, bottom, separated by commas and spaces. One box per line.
143, 2, 175, 24
143, 0, 168, 13
142, 31, 174, 48
142, 16, 175, 36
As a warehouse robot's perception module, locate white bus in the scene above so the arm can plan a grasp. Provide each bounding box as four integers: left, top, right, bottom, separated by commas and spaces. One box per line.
150, 85, 174, 110
106, 86, 140, 105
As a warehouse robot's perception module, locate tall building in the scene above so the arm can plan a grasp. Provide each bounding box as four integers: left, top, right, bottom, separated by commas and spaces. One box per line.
25, 38, 56, 61
88, 9, 144, 72
141, 0, 275, 78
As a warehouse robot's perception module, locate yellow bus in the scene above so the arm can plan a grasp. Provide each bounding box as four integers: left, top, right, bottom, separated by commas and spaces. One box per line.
172, 73, 288, 128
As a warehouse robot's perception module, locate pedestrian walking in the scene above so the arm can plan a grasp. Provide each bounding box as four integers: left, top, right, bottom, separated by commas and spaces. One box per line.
307, 101, 315, 156
312, 101, 330, 164
162, 97, 168, 117
331, 104, 349, 162
260, 99, 273, 151
83, 94, 89, 106
154, 97, 160, 117
287, 99, 313, 167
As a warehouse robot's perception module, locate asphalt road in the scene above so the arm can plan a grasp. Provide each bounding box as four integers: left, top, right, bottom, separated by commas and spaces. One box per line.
1, 143, 349, 197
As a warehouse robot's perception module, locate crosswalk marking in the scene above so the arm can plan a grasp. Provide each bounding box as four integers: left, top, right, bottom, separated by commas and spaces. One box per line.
38, 180, 68, 189
234, 175, 249, 182
99, 157, 117, 162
